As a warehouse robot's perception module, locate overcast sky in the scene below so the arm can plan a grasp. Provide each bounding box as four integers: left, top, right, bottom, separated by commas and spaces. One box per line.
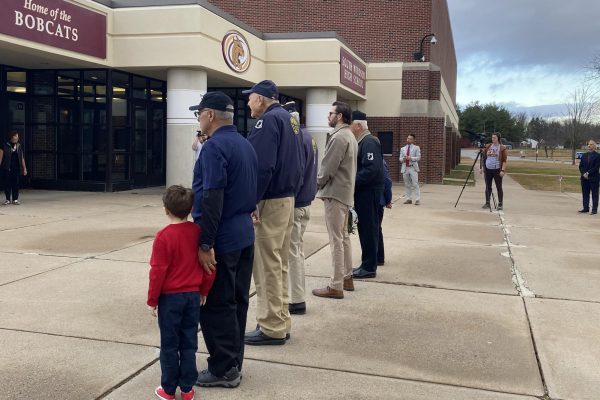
447, 0, 600, 110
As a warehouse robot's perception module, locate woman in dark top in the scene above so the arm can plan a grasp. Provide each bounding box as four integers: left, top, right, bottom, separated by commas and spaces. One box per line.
0, 132, 28, 205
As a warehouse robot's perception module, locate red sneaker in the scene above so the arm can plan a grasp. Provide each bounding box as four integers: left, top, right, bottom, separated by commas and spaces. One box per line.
181, 388, 195, 400
154, 386, 175, 400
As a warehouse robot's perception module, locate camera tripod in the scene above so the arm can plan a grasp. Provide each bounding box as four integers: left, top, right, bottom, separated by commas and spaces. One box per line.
454, 149, 497, 212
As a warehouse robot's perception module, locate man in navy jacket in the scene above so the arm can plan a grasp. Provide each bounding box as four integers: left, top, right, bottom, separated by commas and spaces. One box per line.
578, 139, 600, 215
350, 111, 384, 279
243, 81, 304, 346
282, 101, 318, 315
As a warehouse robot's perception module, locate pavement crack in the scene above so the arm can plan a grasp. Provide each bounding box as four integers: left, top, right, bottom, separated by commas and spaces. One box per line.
496, 211, 535, 297
95, 358, 159, 400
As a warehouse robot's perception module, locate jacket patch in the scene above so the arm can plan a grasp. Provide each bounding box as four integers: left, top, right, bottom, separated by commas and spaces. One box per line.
367, 153, 373, 160
290, 116, 300, 134
255, 120, 263, 129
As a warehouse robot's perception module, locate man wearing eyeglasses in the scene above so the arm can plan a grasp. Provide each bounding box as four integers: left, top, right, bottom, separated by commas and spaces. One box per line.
312, 101, 358, 299
189, 91, 258, 388
243, 80, 304, 346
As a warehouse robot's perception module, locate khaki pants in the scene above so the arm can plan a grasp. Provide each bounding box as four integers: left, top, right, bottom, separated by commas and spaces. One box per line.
288, 206, 311, 304
323, 198, 353, 290
253, 197, 294, 339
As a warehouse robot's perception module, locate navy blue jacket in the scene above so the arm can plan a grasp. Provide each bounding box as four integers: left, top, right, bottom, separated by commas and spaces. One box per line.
355, 133, 384, 191
295, 128, 318, 208
579, 150, 600, 182
380, 160, 393, 206
248, 103, 304, 202
192, 125, 258, 254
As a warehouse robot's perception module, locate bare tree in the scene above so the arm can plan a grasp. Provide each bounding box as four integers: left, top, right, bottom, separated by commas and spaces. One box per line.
564, 84, 600, 164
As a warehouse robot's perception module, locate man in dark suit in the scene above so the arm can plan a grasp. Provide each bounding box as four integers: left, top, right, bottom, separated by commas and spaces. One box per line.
578, 139, 600, 215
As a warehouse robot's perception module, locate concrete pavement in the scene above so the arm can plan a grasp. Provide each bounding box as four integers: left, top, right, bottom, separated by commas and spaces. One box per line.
0, 175, 598, 399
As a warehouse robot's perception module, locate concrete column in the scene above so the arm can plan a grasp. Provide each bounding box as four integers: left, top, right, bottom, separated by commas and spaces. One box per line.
305, 88, 337, 167
166, 69, 207, 187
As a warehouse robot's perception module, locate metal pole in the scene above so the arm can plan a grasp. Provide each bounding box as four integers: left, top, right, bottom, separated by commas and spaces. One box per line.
454, 150, 481, 208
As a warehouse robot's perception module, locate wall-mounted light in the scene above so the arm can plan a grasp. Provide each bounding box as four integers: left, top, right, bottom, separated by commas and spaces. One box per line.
413, 34, 437, 62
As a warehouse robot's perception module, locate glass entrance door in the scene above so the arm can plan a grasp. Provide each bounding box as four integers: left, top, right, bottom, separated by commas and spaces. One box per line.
132, 100, 147, 187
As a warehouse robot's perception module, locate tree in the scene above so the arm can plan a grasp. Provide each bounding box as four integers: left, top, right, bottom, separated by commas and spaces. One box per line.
458, 102, 527, 143
565, 84, 600, 164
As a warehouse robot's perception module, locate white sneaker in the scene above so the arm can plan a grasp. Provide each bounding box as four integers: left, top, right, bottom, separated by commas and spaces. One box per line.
12, 200, 20, 205
3, 200, 10, 205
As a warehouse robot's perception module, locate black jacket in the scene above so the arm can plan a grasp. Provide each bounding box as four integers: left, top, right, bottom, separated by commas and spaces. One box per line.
1, 142, 25, 173
355, 132, 384, 191
579, 150, 600, 182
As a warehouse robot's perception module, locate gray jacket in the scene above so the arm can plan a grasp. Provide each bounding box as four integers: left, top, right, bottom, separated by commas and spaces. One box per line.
316, 124, 358, 206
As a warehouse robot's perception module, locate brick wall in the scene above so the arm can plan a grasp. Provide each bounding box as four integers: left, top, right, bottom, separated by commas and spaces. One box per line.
431, 0, 457, 102
371, 116, 446, 184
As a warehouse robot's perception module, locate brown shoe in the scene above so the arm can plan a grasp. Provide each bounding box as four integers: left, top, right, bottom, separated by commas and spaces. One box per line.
312, 286, 343, 299
343, 277, 354, 291
403, 199, 412, 204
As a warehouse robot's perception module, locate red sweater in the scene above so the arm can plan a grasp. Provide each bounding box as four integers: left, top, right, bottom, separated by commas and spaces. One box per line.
147, 222, 215, 307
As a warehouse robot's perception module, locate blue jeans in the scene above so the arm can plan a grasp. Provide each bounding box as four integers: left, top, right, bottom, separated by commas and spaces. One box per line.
158, 292, 200, 395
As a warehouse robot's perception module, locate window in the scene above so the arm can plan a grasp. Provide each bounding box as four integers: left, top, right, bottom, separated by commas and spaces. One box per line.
378, 131, 394, 156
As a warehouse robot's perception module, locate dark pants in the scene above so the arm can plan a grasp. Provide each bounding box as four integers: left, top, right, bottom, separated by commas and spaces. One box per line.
158, 292, 200, 395
200, 244, 254, 376
377, 206, 385, 264
4, 170, 19, 201
354, 189, 383, 272
484, 168, 503, 204
581, 178, 599, 212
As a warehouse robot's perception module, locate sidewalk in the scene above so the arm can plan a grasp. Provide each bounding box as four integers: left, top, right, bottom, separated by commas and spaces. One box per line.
0, 177, 598, 400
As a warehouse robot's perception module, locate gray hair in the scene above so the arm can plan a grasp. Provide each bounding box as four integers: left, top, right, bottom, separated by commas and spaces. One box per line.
214, 110, 234, 122
353, 120, 368, 130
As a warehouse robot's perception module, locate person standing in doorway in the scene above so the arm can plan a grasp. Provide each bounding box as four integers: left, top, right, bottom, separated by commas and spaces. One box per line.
0, 132, 27, 205
283, 101, 318, 315
479, 132, 507, 210
399, 134, 421, 205
189, 92, 258, 388
243, 80, 304, 346
312, 101, 357, 299
350, 111, 384, 280
578, 139, 600, 215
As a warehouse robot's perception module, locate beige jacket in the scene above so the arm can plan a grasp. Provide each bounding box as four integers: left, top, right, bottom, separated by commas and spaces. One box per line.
316, 124, 358, 206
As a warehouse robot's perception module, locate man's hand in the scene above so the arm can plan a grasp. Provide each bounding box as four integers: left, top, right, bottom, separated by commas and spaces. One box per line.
198, 248, 216, 274
251, 209, 261, 225
23, 168, 27, 176
385, 203, 393, 209
200, 294, 207, 306
499, 171, 505, 177
406, 155, 412, 161
148, 305, 157, 317
583, 172, 590, 179
479, 168, 483, 174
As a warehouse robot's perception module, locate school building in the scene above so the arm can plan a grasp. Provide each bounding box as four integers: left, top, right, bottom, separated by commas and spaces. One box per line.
0, 0, 459, 191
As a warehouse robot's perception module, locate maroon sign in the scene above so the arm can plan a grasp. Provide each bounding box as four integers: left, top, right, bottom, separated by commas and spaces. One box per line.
340, 48, 366, 95
0, 0, 107, 59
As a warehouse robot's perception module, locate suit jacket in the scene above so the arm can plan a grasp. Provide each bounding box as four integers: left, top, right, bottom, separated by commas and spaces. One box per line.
579, 150, 600, 182
399, 144, 421, 173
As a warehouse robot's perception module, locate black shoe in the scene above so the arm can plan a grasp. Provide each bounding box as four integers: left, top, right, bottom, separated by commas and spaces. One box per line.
353, 268, 376, 279
578, 209, 590, 213
592, 211, 598, 215
289, 302, 306, 315
497, 203, 503, 211
244, 327, 285, 346
196, 366, 241, 388
482, 203, 490, 209
377, 261, 385, 266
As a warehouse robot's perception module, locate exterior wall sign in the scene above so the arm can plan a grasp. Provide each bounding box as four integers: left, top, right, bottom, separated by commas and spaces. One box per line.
222, 31, 251, 73
340, 48, 366, 95
0, 0, 107, 59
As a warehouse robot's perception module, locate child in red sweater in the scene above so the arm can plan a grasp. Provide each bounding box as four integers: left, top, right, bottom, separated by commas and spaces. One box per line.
147, 185, 215, 400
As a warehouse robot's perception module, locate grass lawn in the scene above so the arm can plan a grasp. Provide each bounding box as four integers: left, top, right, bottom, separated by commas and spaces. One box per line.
455, 159, 581, 192
507, 148, 584, 159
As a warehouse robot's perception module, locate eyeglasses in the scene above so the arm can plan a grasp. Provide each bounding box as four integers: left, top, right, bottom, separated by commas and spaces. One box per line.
194, 110, 209, 118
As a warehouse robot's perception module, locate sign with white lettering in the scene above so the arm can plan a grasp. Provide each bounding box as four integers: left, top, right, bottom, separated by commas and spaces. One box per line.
0, 0, 107, 59
340, 48, 366, 95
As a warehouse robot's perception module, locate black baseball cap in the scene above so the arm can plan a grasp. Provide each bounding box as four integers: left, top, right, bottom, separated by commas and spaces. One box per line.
352, 110, 367, 121
189, 91, 234, 112
242, 80, 279, 99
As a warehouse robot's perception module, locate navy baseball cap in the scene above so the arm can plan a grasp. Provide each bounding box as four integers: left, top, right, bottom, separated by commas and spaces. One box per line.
352, 110, 367, 121
242, 80, 279, 99
189, 91, 234, 112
